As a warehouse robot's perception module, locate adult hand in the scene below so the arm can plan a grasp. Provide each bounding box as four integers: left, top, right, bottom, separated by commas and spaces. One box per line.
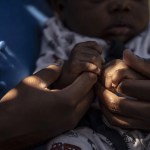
97, 49, 150, 130
0, 63, 97, 150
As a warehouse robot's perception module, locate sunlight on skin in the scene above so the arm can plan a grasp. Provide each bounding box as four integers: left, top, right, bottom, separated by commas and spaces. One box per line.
101, 87, 131, 128
0, 89, 18, 102
1, 63, 62, 103
103, 87, 120, 109
23, 76, 46, 89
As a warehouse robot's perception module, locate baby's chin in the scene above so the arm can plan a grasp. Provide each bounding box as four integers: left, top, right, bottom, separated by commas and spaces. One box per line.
103, 35, 133, 43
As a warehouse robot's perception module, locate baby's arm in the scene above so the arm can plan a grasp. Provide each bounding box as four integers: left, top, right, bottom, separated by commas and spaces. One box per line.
53, 41, 104, 89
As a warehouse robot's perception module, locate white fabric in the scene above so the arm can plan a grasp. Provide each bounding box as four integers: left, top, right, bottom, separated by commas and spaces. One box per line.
35, 17, 150, 150
47, 127, 116, 150
35, 17, 150, 72
46, 127, 150, 150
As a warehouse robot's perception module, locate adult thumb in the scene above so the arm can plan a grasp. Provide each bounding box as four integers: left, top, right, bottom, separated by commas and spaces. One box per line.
33, 63, 63, 88
123, 49, 150, 78
63, 72, 97, 104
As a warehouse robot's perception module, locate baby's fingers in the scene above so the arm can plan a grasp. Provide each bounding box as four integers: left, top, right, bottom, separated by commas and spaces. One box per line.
102, 68, 137, 91
73, 62, 101, 75
111, 69, 145, 88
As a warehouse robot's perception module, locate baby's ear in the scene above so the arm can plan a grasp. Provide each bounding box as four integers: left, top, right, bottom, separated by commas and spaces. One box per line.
50, 0, 65, 17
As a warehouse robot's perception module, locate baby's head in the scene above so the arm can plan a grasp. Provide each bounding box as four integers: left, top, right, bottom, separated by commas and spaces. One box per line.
49, 0, 149, 43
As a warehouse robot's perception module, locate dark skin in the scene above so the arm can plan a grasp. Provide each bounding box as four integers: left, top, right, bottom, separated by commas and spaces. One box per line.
0, 65, 97, 149
51, 0, 149, 42
97, 50, 150, 130
52, 41, 103, 113
0, 1, 149, 149
50, 0, 149, 89
53, 41, 103, 89
50, 0, 150, 130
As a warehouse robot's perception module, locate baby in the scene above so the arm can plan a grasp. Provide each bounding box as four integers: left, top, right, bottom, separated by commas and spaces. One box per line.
35, 0, 150, 149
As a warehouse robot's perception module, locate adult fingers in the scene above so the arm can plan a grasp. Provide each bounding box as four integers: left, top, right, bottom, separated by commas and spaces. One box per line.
62, 72, 97, 106
97, 83, 150, 120
117, 79, 150, 101
123, 49, 150, 78
74, 91, 94, 122
102, 107, 150, 130
24, 64, 62, 88
97, 82, 122, 114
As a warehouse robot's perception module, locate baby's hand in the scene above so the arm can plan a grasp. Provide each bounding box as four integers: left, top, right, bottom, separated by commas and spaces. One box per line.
54, 41, 104, 89
67, 41, 103, 78
101, 51, 146, 95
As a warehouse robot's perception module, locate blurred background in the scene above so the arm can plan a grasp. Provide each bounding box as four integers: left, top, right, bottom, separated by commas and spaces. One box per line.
0, 0, 52, 97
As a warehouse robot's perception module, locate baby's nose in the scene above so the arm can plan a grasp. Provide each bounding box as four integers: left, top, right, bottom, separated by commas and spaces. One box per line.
108, 0, 132, 13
